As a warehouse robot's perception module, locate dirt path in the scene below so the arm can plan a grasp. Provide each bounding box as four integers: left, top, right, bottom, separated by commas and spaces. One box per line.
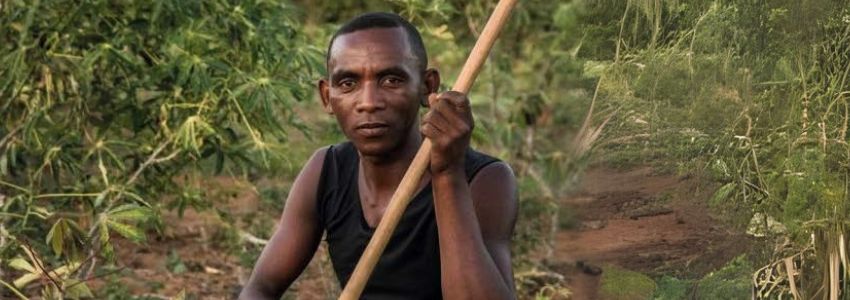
552, 166, 749, 299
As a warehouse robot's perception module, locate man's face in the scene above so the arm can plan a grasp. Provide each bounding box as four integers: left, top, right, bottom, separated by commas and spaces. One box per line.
320, 27, 436, 156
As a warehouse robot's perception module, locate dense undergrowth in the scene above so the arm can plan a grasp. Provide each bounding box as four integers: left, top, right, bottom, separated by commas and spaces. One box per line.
2, 0, 849, 299
584, 1, 850, 298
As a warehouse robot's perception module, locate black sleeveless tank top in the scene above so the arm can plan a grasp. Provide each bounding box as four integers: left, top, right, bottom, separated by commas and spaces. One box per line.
316, 142, 499, 299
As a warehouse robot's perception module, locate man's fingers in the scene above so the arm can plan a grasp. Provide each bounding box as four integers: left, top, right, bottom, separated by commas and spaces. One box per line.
423, 109, 451, 133
421, 121, 447, 141
440, 91, 470, 111
431, 100, 470, 132
425, 92, 473, 138
427, 93, 438, 108
429, 92, 469, 110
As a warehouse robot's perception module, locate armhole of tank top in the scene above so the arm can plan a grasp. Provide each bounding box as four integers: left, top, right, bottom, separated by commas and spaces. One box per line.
465, 150, 500, 184
315, 145, 335, 229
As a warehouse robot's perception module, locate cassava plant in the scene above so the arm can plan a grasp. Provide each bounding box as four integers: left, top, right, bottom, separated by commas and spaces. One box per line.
0, 0, 321, 297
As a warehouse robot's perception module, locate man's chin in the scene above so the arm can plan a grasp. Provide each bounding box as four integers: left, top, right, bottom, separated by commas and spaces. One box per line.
351, 137, 404, 157
353, 141, 391, 156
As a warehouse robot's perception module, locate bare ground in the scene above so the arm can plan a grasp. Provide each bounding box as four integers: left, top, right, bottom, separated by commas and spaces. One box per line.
90, 177, 339, 299
552, 166, 750, 299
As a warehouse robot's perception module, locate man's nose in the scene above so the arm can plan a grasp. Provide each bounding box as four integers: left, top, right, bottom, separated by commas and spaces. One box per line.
355, 81, 386, 113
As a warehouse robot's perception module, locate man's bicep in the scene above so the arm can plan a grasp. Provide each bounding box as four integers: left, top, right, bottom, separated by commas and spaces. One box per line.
242, 147, 328, 298
470, 162, 518, 288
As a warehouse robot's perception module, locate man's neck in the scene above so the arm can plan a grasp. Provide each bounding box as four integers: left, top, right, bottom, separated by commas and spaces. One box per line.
358, 131, 425, 205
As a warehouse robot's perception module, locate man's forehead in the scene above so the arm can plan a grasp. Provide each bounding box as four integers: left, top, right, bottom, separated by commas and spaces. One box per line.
328, 27, 420, 70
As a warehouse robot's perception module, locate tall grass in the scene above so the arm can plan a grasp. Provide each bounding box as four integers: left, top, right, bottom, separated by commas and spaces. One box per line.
587, 0, 850, 298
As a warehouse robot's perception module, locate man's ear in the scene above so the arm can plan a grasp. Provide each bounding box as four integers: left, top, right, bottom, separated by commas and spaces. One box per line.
422, 68, 440, 107
318, 78, 333, 114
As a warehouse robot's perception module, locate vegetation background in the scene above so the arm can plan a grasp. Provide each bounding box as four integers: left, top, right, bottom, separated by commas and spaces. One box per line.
1, 0, 849, 299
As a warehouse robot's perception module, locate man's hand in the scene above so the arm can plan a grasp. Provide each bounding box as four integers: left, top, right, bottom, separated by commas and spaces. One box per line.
421, 91, 474, 174
423, 91, 517, 299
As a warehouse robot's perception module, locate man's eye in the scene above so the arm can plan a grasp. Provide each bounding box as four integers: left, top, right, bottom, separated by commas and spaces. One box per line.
338, 80, 356, 90
382, 77, 405, 87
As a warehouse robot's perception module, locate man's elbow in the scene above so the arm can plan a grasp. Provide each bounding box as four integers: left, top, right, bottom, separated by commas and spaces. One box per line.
238, 280, 281, 300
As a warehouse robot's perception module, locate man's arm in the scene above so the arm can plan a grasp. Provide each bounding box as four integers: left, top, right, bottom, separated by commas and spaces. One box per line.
471, 162, 518, 291
421, 91, 518, 299
432, 162, 518, 300
239, 148, 328, 300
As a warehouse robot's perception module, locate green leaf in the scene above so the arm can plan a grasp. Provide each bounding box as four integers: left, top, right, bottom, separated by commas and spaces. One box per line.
582, 60, 610, 78
64, 279, 94, 299
46, 218, 69, 256
123, 190, 152, 208
108, 204, 152, 222
166, 250, 187, 274
8, 257, 35, 273
709, 182, 736, 207
94, 190, 107, 208
231, 82, 255, 98
108, 46, 138, 68
107, 220, 145, 242
99, 221, 114, 261
29, 205, 51, 219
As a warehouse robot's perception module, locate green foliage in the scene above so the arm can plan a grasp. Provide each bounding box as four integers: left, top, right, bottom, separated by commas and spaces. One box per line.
165, 250, 187, 274
3, 0, 847, 297
586, 1, 850, 298
599, 265, 657, 300
576, 0, 850, 296
694, 256, 752, 299
651, 256, 753, 300
0, 0, 321, 296
652, 276, 692, 299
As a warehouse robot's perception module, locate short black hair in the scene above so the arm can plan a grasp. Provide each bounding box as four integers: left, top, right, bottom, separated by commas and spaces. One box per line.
326, 12, 428, 71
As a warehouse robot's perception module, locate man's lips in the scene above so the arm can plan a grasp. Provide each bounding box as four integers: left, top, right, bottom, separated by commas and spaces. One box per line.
355, 122, 389, 137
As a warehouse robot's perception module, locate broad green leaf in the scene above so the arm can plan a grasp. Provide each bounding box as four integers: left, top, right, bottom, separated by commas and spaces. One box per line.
46, 218, 69, 256
64, 279, 94, 299
8, 257, 35, 273
108, 204, 152, 222
107, 220, 146, 242
99, 221, 114, 260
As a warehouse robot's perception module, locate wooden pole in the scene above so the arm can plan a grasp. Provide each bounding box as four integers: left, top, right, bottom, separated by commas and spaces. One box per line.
338, 1, 519, 299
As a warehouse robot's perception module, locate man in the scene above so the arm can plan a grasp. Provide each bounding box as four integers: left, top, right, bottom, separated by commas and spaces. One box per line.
240, 12, 518, 299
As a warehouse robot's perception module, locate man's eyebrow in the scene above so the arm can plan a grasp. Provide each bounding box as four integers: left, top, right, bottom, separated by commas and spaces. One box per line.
376, 66, 412, 78
330, 69, 359, 82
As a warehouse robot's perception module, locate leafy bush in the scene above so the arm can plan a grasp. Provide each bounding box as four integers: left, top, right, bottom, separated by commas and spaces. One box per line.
582, 0, 850, 296
0, 0, 321, 296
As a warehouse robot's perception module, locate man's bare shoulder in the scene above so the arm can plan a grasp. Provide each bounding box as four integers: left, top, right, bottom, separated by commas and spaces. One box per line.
302, 146, 331, 174
285, 145, 331, 207
469, 160, 517, 202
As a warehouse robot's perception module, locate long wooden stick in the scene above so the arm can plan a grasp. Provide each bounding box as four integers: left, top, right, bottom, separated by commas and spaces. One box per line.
338, 1, 519, 299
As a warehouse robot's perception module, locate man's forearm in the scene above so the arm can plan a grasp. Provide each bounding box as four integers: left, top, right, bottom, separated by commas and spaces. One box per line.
432, 168, 514, 299
238, 286, 278, 300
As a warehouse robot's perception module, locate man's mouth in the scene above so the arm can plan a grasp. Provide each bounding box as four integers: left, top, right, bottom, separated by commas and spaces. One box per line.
355, 122, 389, 137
